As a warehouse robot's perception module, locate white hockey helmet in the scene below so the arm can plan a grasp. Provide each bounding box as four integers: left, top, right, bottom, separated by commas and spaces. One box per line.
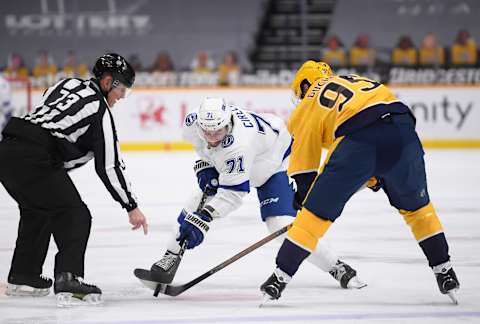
197, 97, 232, 132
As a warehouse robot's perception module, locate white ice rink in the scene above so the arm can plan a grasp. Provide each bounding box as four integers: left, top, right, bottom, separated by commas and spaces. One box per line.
1, 150, 479, 324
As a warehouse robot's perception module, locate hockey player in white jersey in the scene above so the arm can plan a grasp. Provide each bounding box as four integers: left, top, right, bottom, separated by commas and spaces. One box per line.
0, 76, 13, 140
148, 97, 365, 289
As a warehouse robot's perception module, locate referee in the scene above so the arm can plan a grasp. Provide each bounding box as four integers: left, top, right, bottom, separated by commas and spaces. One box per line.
0, 53, 148, 303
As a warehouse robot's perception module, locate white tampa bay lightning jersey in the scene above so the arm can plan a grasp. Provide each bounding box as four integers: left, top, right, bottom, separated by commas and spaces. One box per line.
0, 76, 12, 134
182, 106, 292, 218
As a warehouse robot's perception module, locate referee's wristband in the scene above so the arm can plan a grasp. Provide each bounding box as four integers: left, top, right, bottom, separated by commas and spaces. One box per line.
125, 202, 138, 212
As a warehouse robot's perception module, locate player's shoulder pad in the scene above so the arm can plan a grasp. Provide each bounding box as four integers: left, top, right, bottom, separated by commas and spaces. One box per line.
184, 112, 198, 127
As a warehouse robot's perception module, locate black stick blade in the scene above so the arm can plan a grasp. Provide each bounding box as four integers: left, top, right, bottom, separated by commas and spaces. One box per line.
134, 268, 162, 292
133, 268, 184, 297
134, 225, 291, 298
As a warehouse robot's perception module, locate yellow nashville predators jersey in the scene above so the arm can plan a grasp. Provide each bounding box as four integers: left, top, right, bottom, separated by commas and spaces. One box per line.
287, 74, 405, 176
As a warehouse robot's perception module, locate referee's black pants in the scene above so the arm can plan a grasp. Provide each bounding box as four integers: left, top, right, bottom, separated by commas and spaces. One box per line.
0, 135, 91, 279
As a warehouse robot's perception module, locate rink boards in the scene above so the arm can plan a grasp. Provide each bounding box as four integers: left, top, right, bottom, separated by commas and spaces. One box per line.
16, 86, 480, 150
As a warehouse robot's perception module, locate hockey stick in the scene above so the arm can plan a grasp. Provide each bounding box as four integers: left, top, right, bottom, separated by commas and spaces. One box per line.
134, 190, 210, 292
177, 190, 209, 255
145, 190, 208, 296
153, 223, 292, 297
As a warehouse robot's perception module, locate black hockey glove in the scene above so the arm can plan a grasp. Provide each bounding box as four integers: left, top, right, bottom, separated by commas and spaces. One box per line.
291, 172, 317, 210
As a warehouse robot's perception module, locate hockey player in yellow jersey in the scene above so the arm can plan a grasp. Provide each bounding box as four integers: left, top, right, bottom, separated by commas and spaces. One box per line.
260, 61, 460, 304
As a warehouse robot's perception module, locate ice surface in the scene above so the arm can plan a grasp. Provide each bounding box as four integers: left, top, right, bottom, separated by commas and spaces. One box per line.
1, 150, 479, 323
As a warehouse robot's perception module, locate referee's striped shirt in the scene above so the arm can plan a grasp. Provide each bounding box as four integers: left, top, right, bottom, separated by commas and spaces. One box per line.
23, 78, 137, 211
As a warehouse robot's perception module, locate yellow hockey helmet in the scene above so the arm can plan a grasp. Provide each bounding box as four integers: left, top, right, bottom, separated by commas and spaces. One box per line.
291, 61, 333, 100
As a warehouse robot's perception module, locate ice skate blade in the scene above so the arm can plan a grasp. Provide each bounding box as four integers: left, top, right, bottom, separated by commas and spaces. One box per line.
259, 293, 275, 308
5, 284, 50, 297
447, 290, 459, 305
83, 293, 103, 305
56, 292, 103, 307
347, 276, 367, 289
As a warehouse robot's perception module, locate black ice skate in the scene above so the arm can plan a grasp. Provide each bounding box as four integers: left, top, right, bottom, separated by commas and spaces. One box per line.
260, 268, 291, 304
433, 262, 460, 304
54, 272, 102, 307
150, 250, 182, 284
329, 260, 367, 289
6, 273, 52, 297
